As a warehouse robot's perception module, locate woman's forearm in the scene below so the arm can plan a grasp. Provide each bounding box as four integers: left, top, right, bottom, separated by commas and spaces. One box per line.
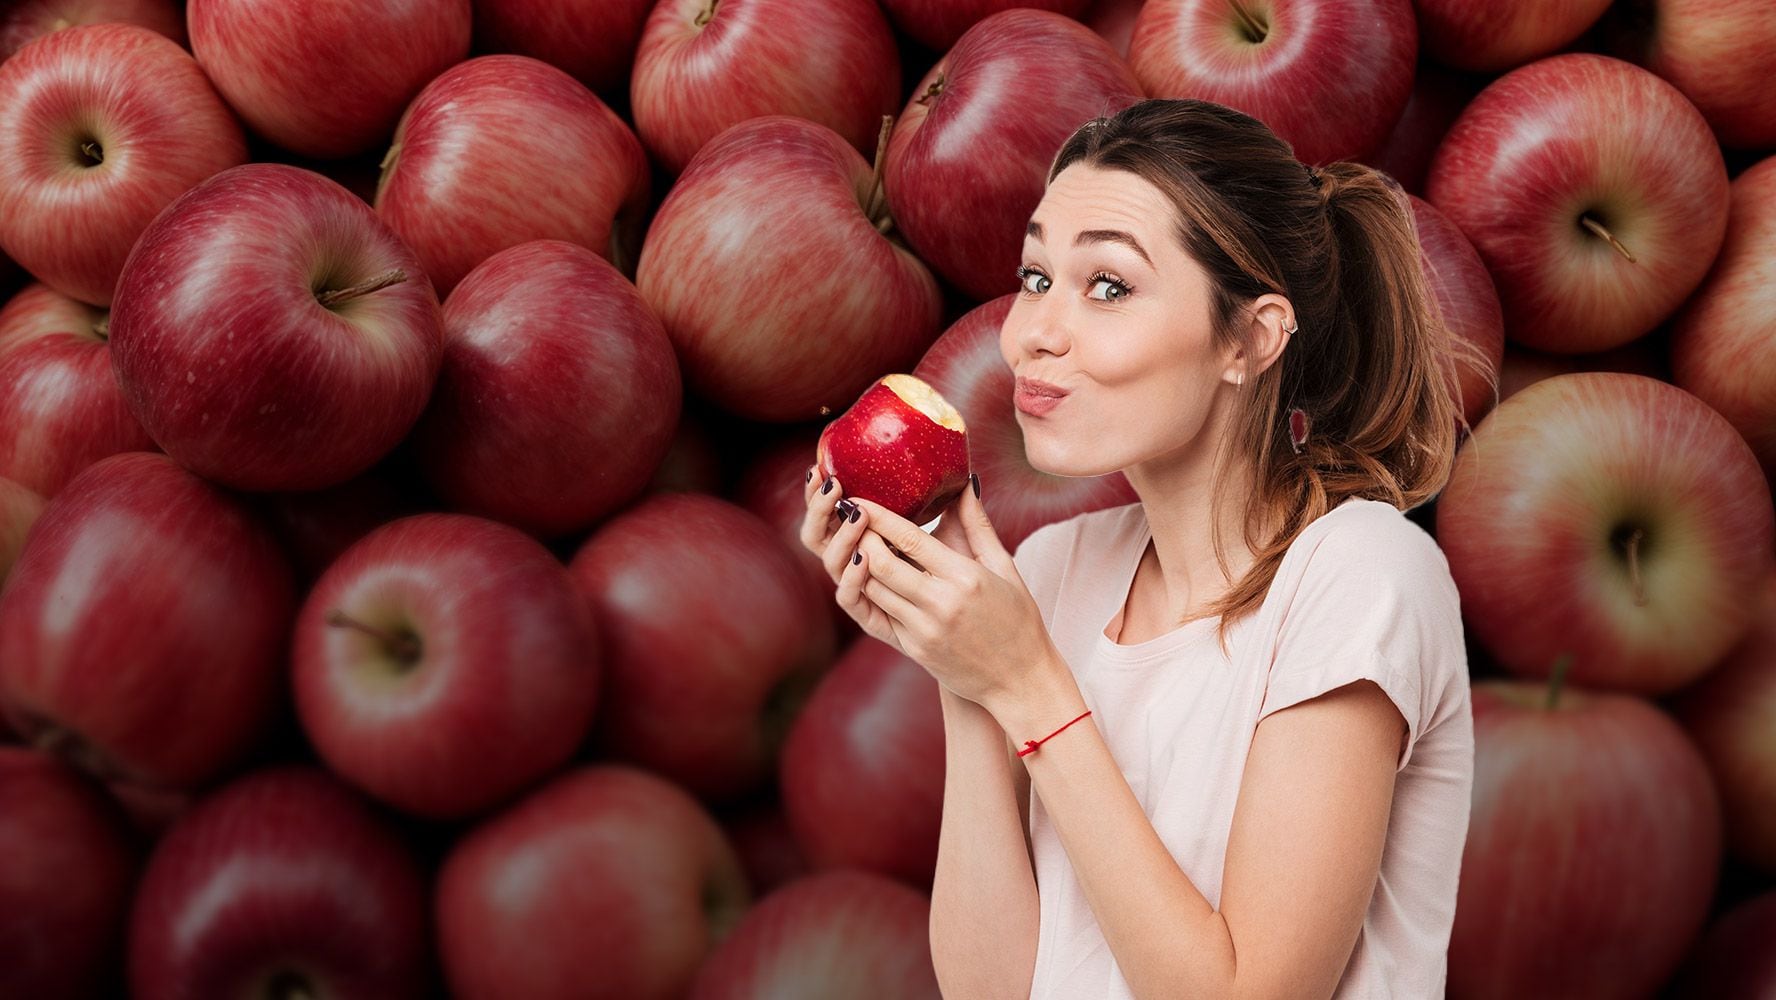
929, 685, 1040, 1000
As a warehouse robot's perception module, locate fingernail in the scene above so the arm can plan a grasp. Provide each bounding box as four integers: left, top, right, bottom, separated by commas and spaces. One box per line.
852, 551, 862, 565
835, 498, 857, 522
970, 473, 981, 499
849, 503, 861, 524
821, 476, 834, 495
806, 467, 814, 484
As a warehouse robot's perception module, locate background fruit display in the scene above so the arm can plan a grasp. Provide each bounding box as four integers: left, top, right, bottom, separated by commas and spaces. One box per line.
0, 1, 1771, 997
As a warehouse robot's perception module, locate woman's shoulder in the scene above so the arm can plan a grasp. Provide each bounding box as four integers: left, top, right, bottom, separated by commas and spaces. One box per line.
1289, 497, 1452, 584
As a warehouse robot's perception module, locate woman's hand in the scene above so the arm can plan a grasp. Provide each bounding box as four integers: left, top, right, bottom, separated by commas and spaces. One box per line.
798, 467, 905, 653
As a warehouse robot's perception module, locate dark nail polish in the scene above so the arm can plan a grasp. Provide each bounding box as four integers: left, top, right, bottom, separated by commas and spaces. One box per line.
821, 476, 834, 495
849, 504, 861, 523
835, 498, 857, 521
970, 473, 981, 499
852, 551, 862, 565
806, 467, 814, 484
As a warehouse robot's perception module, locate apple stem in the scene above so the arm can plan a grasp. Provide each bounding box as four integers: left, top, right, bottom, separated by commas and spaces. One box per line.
315, 269, 408, 308
916, 74, 946, 107
865, 114, 896, 235
1544, 652, 1573, 711
1580, 215, 1637, 262
1228, 0, 1267, 41
79, 141, 103, 166
694, 0, 718, 27
325, 610, 422, 664
1623, 526, 1649, 606
27, 717, 123, 782
92, 317, 109, 341
51, 17, 71, 31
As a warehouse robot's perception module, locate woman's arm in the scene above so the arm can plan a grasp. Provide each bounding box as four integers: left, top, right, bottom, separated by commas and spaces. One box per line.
929, 684, 1041, 1000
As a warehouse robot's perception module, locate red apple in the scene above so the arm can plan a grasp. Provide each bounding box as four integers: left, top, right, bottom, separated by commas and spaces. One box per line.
0, 283, 155, 496
1425, 54, 1730, 354
879, 0, 1089, 51
815, 373, 970, 527
0, 23, 247, 307
1496, 336, 1668, 404
0, 452, 295, 788
1360, 62, 1485, 197
188, 0, 469, 159
636, 115, 943, 422
884, 8, 1143, 302
1084, 0, 1145, 57
719, 799, 813, 898
913, 294, 1138, 551
1435, 373, 1775, 695
1670, 156, 1776, 479
1414, 0, 1613, 72
688, 869, 940, 999
255, 467, 415, 586
779, 637, 945, 889
1450, 679, 1721, 999
0, 475, 44, 585
631, 0, 901, 177
734, 430, 862, 642
436, 764, 752, 1000
1598, 0, 1776, 150
1669, 572, 1776, 872
411, 240, 682, 539
110, 163, 444, 493
375, 55, 651, 298
1128, 0, 1418, 165
471, 0, 652, 97
1666, 890, 1776, 998
1407, 195, 1505, 429
292, 513, 600, 820
0, 747, 138, 1000
0, 0, 186, 61
568, 492, 837, 802
128, 766, 431, 1000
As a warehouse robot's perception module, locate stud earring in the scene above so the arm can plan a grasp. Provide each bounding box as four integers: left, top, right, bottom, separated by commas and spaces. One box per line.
1236, 372, 1244, 388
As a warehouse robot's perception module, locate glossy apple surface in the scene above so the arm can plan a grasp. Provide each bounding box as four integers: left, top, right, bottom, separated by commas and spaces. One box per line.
0, 0, 185, 61
816, 373, 970, 527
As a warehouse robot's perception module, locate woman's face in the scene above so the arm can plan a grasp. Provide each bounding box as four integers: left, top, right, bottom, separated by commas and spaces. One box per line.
1002, 163, 1236, 479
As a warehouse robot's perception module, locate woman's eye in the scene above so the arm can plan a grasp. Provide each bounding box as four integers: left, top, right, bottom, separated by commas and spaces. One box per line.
1089, 277, 1129, 301
1017, 267, 1051, 295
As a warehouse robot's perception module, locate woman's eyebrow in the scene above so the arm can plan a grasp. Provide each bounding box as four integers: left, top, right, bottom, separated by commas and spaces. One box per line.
1024, 220, 1153, 269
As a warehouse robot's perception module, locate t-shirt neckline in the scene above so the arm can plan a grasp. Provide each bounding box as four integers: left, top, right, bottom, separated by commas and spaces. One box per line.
1095, 507, 1219, 661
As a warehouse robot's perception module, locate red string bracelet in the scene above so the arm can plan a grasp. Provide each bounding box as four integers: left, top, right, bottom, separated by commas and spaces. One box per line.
1017, 710, 1093, 757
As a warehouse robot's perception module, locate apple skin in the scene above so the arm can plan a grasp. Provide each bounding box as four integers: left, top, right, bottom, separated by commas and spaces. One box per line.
411, 240, 682, 539
0, 747, 139, 1000
471, 0, 652, 97
1414, 0, 1613, 72
568, 492, 837, 802
1435, 373, 1775, 696
0, 0, 186, 61
816, 374, 970, 527
255, 467, 415, 587
375, 55, 651, 298
1361, 63, 1485, 197
1425, 54, 1731, 354
1670, 156, 1776, 480
1669, 572, 1776, 872
1449, 680, 1721, 999
1495, 336, 1667, 405
631, 0, 901, 177
188, 0, 470, 159
110, 162, 445, 493
1084, 0, 1145, 57
1128, 0, 1418, 165
292, 513, 601, 821
879, 0, 1090, 51
779, 637, 945, 889
0, 452, 296, 789
0, 284, 156, 497
912, 294, 1139, 551
1665, 890, 1776, 998
884, 8, 1143, 303
636, 115, 943, 423
1406, 195, 1505, 430
128, 766, 432, 1000
0, 23, 248, 308
1598, 0, 1776, 150
436, 764, 752, 1000
688, 869, 941, 1000
0, 475, 43, 585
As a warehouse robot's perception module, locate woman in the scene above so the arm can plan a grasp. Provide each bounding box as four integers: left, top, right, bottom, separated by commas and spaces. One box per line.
800, 98, 1487, 999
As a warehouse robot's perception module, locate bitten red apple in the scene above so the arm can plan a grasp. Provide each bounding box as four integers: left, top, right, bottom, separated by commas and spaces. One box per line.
471, 0, 652, 97
110, 163, 444, 493
188, 0, 470, 159
0, 283, 155, 496
1128, 0, 1418, 165
128, 767, 431, 1000
568, 493, 837, 802
884, 8, 1143, 302
688, 870, 941, 1000
293, 514, 600, 820
411, 240, 682, 539
1449, 679, 1721, 999
1670, 156, 1776, 479
0, 23, 247, 307
1435, 373, 1775, 695
0, 453, 295, 789
1413, 0, 1613, 72
636, 115, 943, 423
436, 765, 752, 1000
1425, 54, 1730, 353
878, 0, 1089, 51
816, 373, 970, 527
0, 0, 186, 61
0, 476, 43, 585
375, 55, 652, 298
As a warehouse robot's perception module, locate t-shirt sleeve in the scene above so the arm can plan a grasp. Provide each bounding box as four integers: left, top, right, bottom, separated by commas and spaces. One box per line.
1256, 506, 1466, 772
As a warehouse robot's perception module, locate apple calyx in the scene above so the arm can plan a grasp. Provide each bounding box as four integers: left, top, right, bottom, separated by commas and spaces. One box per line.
78, 140, 104, 167
324, 609, 423, 668
695, 0, 720, 28
315, 269, 409, 309
1228, 0, 1270, 43
864, 115, 897, 236
1544, 652, 1574, 710
263, 968, 319, 1000
1618, 525, 1649, 606
92, 316, 110, 342
1580, 215, 1637, 262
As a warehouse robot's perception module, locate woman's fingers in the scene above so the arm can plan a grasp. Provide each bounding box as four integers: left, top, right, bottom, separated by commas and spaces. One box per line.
836, 540, 902, 652
820, 494, 869, 585
797, 467, 843, 557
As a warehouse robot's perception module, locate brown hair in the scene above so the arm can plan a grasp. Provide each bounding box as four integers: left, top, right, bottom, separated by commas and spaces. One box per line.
1046, 98, 1493, 652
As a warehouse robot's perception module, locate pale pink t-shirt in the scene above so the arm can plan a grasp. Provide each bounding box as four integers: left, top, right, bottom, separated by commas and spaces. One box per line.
1012, 496, 1473, 999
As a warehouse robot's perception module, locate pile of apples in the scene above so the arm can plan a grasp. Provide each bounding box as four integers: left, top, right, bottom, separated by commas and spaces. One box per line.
0, 0, 1772, 997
